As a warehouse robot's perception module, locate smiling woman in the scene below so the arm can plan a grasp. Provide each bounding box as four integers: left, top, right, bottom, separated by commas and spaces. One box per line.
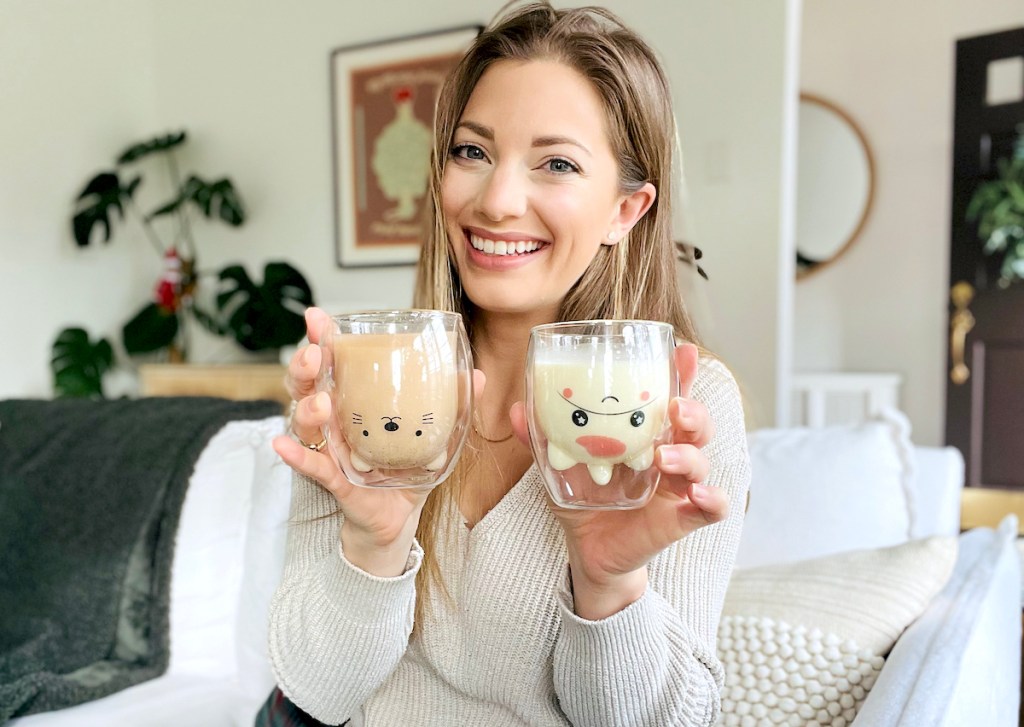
264, 4, 751, 726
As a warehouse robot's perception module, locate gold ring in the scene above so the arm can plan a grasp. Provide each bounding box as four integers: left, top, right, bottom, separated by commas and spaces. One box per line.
297, 435, 328, 452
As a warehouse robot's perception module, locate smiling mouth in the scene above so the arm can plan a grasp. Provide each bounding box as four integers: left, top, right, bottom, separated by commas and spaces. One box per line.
468, 232, 547, 257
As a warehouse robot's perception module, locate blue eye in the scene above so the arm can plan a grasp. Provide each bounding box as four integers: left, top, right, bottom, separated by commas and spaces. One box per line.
547, 158, 578, 174
451, 144, 486, 161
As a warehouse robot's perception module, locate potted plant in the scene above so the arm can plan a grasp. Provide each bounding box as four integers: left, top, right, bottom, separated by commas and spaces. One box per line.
54, 130, 314, 398
966, 124, 1024, 287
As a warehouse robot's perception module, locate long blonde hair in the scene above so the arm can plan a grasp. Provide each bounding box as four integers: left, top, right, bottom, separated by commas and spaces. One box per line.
411, 1, 704, 629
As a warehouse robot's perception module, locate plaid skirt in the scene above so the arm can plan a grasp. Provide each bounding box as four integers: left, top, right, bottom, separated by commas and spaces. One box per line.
254, 686, 350, 727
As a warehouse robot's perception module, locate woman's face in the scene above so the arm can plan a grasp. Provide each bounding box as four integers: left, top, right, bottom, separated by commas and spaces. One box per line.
441, 59, 646, 319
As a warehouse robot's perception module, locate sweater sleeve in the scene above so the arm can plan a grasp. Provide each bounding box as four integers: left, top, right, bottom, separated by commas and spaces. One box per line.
267, 471, 422, 724
552, 358, 751, 726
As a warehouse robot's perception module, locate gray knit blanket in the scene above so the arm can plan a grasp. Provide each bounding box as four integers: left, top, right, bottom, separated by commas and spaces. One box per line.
0, 396, 282, 722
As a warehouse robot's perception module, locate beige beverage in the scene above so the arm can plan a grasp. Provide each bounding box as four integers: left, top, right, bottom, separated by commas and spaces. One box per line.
333, 332, 457, 472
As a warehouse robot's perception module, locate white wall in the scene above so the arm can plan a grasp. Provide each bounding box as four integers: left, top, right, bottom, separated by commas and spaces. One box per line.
627, 0, 797, 429
0, 0, 793, 430
797, 0, 1024, 445
0, 0, 162, 398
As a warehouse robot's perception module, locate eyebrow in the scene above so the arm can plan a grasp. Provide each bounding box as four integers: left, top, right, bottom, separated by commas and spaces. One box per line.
456, 121, 591, 156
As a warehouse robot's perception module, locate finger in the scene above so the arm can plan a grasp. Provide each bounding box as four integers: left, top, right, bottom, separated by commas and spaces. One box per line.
668, 397, 715, 449
508, 401, 531, 447
272, 435, 349, 496
677, 482, 729, 529
290, 390, 331, 447
654, 443, 710, 484
285, 344, 323, 402
674, 342, 699, 399
304, 307, 331, 345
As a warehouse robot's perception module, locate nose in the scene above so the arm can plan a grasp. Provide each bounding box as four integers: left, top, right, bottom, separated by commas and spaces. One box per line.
384, 421, 399, 432
478, 164, 528, 222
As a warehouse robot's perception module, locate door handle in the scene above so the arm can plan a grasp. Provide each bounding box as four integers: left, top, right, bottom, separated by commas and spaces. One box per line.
950, 281, 975, 385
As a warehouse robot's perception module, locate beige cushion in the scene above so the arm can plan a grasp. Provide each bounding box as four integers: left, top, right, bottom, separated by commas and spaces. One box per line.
716, 536, 958, 726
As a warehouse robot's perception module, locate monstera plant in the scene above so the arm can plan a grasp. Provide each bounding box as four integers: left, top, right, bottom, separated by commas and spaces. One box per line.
55, 130, 314, 398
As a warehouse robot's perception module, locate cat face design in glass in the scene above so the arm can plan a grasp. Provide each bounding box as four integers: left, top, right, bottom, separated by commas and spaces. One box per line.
317, 310, 472, 490
338, 343, 456, 472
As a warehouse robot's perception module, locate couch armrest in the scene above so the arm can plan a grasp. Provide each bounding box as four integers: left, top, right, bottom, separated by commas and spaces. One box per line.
852, 516, 1021, 726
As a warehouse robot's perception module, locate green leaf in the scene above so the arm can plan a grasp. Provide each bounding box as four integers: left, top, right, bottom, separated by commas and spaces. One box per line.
117, 131, 187, 164
148, 175, 245, 226
216, 265, 257, 310
51, 327, 114, 399
122, 302, 180, 354
216, 261, 314, 351
146, 196, 184, 221
191, 176, 245, 226
71, 172, 139, 247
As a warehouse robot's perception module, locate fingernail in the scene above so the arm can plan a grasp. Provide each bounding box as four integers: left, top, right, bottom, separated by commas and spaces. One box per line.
690, 482, 711, 502
659, 447, 680, 466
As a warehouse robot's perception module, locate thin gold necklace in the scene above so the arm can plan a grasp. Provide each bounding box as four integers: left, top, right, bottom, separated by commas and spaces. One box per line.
473, 422, 514, 443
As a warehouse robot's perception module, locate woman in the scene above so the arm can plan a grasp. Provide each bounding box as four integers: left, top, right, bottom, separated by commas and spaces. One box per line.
267, 3, 750, 725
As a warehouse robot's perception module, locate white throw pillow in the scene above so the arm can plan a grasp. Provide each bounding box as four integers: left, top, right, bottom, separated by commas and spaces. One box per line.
716, 536, 957, 727
737, 409, 915, 569
234, 417, 293, 711
168, 420, 262, 676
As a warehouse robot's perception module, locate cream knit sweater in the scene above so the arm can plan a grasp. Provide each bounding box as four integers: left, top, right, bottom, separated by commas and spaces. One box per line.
268, 358, 750, 726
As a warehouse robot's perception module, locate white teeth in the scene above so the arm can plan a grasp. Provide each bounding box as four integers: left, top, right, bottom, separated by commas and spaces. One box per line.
469, 234, 542, 256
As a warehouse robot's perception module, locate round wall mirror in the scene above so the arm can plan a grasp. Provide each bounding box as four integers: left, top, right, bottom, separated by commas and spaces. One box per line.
796, 93, 875, 280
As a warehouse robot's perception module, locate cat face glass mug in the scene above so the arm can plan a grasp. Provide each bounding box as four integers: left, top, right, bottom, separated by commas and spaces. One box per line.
316, 310, 473, 490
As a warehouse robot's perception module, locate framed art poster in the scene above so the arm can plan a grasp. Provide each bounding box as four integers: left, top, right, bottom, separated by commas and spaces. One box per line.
330, 25, 481, 267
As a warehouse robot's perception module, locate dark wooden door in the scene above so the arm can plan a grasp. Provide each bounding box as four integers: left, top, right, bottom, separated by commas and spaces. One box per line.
946, 27, 1024, 490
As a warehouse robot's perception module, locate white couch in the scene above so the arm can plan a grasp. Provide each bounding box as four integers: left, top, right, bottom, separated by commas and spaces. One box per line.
11, 413, 1021, 726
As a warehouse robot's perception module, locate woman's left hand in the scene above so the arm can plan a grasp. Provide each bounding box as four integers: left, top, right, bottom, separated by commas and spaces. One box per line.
510, 343, 729, 619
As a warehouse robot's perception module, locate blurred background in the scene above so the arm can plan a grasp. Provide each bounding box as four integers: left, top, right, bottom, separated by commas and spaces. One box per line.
1, 0, 1022, 448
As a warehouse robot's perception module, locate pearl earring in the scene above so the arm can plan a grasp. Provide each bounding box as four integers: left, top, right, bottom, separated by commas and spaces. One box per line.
607, 231, 618, 242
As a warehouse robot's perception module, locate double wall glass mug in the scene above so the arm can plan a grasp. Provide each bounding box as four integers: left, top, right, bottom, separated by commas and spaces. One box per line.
526, 320, 677, 509
316, 310, 473, 490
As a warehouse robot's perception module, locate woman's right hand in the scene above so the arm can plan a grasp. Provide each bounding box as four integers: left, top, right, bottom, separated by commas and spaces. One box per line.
272, 307, 430, 577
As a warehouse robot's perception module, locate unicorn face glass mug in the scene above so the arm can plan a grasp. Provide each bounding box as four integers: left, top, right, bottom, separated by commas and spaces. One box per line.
526, 320, 676, 509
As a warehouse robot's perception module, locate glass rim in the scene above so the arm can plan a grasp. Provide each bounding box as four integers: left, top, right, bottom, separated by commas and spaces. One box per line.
329, 309, 463, 324
529, 319, 675, 336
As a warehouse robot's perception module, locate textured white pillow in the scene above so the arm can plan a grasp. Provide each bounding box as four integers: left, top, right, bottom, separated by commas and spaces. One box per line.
737, 409, 915, 569
716, 536, 958, 726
